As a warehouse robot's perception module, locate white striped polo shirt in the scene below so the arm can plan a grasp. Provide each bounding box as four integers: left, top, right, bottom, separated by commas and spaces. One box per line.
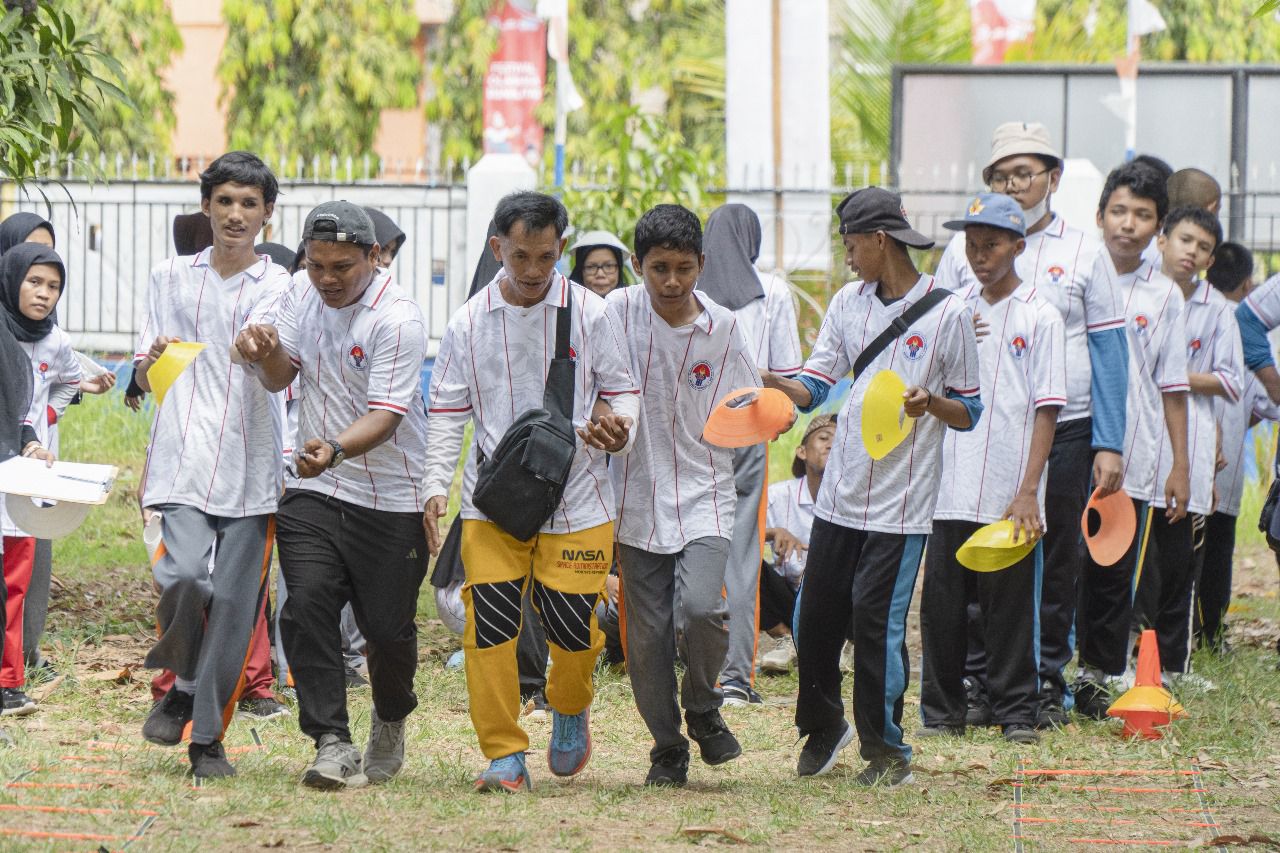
1216, 373, 1280, 517
802, 274, 982, 535
1150, 280, 1242, 514
606, 286, 760, 554
766, 476, 817, 588
133, 250, 291, 517
730, 270, 804, 377
936, 214, 1120, 422
273, 269, 429, 513
425, 272, 639, 534
935, 280, 1066, 524
1098, 254, 1191, 504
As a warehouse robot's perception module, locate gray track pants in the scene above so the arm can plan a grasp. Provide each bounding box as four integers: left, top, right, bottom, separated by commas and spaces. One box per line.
144, 505, 270, 744
720, 443, 766, 687
619, 538, 730, 760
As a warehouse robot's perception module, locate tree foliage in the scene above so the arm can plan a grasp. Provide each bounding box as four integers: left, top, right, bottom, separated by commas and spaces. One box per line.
560, 104, 713, 247
1007, 0, 1280, 62
425, 0, 725, 173
218, 0, 422, 162
71, 0, 181, 156
831, 0, 971, 171
0, 1, 130, 183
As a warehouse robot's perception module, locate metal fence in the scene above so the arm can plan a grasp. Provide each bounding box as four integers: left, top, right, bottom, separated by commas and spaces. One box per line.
0, 179, 468, 353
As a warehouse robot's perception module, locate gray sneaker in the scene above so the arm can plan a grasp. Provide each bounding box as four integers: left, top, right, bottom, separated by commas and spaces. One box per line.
363, 709, 405, 784
303, 733, 366, 790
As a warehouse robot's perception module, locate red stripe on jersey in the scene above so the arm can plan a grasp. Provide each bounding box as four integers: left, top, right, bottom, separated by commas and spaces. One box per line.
801, 367, 836, 384
599, 389, 639, 397
1035, 396, 1067, 406
369, 401, 409, 414
429, 405, 473, 414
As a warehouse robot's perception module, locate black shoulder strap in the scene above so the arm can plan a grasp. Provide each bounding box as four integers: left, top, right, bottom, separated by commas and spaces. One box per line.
543, 300, 576, 424
554, 298, 571, 360
850, 287, 951, 382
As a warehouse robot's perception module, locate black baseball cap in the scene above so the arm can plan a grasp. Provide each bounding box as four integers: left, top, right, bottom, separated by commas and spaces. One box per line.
836, 187, 934, 250
301, 201, 377, 245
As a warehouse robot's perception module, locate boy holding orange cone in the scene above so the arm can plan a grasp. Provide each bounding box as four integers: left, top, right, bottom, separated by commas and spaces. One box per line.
919, 194, 1065, 745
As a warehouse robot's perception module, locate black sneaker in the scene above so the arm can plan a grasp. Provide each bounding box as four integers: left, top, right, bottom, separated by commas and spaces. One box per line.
916, 724, 965, 737
854, 756, 913, 787
1002, 724, 1040, 744
685, 709, 741, 766
963, 677, 991, 727
345, 665, 369, 689
1072, 676, 1112, 721
796, 719, 854, 778
644, 745, 689, 787
1036, 683, 1069, 730
189, 741, 236, 778
721, 681, 763, 707
1, 688, 36, 717
142, 687, 194, 745
236, 696, 291, 721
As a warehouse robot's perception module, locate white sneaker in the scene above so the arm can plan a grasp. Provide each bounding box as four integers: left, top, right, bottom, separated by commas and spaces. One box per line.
1163, 670, 1216, 691
760, 635, 797, 673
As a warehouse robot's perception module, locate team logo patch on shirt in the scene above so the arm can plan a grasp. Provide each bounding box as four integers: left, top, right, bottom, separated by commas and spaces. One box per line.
37, 361, 49, 378
1132, 314, 1150, 337
903, 333, 927, 361
688, 360, 714, 389
347, 344, 368, 371
1047, 265, 1065, 285
1008, 334, 1028, 360
568, 344, 578, 363
1189, 338, 1202, 357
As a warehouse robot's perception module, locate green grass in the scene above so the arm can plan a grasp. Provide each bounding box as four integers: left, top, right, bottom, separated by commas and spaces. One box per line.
6, 378, 1278, 851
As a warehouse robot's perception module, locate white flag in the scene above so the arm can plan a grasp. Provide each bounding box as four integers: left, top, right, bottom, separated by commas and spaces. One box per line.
536, 0, 584, 113
1127, 0, 1167, 41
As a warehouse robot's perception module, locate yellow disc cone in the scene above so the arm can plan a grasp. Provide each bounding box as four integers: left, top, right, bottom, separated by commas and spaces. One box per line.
956, 519, 1038, 572
148, 342, 207, 407
861, 370, 915, 460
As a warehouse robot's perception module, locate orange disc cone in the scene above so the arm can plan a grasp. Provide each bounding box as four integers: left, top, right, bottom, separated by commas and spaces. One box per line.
1106, 629, 1187, 739
1081, 487, 1137, 567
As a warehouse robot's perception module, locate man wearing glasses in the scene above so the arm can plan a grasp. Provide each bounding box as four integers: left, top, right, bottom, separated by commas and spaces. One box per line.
935, 122, 1129, 729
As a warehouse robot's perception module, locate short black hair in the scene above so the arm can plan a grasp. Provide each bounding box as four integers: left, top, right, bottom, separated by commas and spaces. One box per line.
633, 204, 702, 263
1162, 205, 1222, 247
199, 151, 279, 205
1132, 153, 1174, 182
1099, 161, 1169, 222
493, 191, 569, 239
1207, 241, 1253, 293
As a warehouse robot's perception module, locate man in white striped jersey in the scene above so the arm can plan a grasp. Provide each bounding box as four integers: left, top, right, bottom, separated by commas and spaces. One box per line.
935, 122, 1129, 728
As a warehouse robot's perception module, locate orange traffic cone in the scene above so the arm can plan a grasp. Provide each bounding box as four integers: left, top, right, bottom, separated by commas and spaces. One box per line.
1106, 629, 1187, 739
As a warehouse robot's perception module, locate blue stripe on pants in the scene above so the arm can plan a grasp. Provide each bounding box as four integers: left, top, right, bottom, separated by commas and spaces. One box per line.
1032, 541, 1044, 693
882, 533, 926, 763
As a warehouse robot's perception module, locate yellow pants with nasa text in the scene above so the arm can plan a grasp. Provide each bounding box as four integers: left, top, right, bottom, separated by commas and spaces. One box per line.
460, 519, 612, 759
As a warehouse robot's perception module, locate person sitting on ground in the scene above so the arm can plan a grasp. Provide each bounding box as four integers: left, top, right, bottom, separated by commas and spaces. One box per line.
757, 414, 836, 675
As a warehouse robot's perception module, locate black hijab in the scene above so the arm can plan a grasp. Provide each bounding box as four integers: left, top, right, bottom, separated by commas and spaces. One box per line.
0, 319, 32, 461
0, 213, 55, 256
173, 212, 214, 256
698, 203, 765, 312
468, 219, 503, 298
364, 208, 407, 256
0, 243, 65, 343
256, 242, 298, 269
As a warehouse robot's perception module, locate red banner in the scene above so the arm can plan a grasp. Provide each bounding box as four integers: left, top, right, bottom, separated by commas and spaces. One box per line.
482, 1, 546, 164
970, 0, 1036, 65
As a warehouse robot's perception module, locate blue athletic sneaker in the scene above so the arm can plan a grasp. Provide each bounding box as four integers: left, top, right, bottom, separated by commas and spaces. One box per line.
474, 752, 531, 793
548, 707, 591, 777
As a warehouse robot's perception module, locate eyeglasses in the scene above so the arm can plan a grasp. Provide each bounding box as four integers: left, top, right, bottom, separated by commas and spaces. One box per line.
989, 167, 1053, 192
584, 262, 618, 275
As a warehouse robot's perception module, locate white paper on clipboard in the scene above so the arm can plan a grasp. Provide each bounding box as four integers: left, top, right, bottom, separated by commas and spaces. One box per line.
0, 457, 117, 505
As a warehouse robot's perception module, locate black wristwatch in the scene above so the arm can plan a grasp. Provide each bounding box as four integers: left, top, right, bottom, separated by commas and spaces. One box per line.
326, 439, 346, 469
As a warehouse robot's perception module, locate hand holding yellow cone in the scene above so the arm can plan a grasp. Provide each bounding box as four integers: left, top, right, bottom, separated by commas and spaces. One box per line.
956, 519, 1038, 572
861, 370, 915, 460
148, 341, 207, 407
